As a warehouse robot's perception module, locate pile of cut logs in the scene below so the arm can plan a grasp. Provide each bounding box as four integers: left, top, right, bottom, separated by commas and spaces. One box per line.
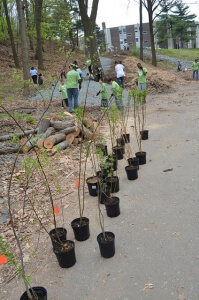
0, 115, 96, 155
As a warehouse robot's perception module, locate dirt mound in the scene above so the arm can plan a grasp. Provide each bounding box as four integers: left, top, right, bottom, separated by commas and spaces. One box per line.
104, 52, 190, 94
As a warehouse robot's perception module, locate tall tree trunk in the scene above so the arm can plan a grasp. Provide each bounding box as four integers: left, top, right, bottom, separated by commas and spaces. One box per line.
3, 0, 20, 68
35, 0, 44, 70
69, 29, 75, 51
139, 0, 143, 61
24, 0, 34, 51
147, 0, 157, 66
16, 0, 30, 95
77, 0, 101, 79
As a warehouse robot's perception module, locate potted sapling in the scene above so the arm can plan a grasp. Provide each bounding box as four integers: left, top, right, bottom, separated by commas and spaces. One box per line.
130, 89, 147, 165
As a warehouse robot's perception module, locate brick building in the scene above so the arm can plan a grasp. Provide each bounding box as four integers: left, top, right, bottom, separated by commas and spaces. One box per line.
101, 22, 151, 50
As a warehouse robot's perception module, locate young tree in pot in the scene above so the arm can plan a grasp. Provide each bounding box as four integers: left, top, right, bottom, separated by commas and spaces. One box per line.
96, 189, 116, 259
106, 105, 124, 160
130, 89, 147, 165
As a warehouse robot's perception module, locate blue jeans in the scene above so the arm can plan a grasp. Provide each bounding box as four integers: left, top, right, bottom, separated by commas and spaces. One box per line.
67, 88, 78, 112
193, 70, 198, 80
117, 76, 124, 88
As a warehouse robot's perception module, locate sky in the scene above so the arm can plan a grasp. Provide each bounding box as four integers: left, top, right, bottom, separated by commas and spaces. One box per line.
95, 0, 199, 29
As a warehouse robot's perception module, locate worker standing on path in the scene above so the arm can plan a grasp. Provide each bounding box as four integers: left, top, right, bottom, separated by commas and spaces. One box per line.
192, 59, 199, 80
66, 64, 82, 113
137, 63, 147, 91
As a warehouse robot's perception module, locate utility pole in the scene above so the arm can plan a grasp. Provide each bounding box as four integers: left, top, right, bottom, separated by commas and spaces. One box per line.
139, 0, 143, 61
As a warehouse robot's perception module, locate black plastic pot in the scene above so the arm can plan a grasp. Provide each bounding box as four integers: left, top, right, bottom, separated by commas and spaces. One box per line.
104, 196, 120, 217
20, 286, 47, 300
122, 133, 130, 143
113, 146, 123, 160
127, 157, 139, 170
86, 176, 99, 197
96, 143, 108, 156
49, 227, 67, 248
140, 130, 149, 140
97, 232, 115, 258
135, 151, 146, 165
106, 176, 119, 193
53, 240, 76, 268
125, 166, 138, 180
71, 217, 90, 241
97, 186, 111, 204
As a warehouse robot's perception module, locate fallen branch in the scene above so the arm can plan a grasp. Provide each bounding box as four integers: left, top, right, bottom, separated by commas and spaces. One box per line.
0, 129, 38, 142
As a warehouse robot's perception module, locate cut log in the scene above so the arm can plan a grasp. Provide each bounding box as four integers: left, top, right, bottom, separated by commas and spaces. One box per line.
37, 119, 51, 134
65, 133, 74, 145
78, 123, 93, 140
0, 129, 38, 142
59, 126, 77, 135
72, 138, 79, 145
37, 127, 56, 148
71, 128, 80, 138
21, 137, 40, 153
0, 147, 20, 155
54, 140, 69, 150
44, 133, 66, 149
50, 120, 75, 130
83, 117, 94, 132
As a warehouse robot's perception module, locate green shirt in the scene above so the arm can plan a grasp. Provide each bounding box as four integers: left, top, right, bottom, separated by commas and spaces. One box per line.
138, 67, 147, 84
192, 62, 199, 71
111, 81, 122, 97
101, 83, 109, 100
86, 60, 92, 67
59, 83, 68, 99
66, 70, 81, 88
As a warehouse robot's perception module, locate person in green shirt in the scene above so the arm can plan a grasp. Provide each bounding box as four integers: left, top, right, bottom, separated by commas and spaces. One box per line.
192, 59, 199, 80
96, 78, 109, 107
58, 79, 68, 108
66, 64, 82, 113
108, 78, 123, 110
86, 59, 92, 75
137, 63, 147, 90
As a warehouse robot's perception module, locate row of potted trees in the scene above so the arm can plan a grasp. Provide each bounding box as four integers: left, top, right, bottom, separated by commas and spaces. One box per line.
0, 88, 148, 299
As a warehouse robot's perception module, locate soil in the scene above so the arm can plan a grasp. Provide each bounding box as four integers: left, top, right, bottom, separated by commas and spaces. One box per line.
71, 219, 88, 228
98, 233, 114, 243
104, 196, 119, 205
86, 176, 98, 184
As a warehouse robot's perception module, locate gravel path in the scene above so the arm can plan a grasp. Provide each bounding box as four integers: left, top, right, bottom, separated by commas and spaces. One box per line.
144, 49, 193, 70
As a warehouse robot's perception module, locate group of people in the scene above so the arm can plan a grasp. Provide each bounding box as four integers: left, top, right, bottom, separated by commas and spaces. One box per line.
58, 58, 148, 113
96, 62, 147, 110
30, 67, 43, 85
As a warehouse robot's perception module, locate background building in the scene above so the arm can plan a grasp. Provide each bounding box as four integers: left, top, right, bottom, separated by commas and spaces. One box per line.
101, 22, 151, 51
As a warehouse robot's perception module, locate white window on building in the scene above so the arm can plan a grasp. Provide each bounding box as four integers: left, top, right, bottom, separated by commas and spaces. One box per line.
123, 28, 126, 33
143, 31, 147, 34
128, 42, 133, 45
135, 30, 138, 32
144, 40, 148, 43
127, 33, 132, 36
124, 38, 127, 43
136, 37, 139, 42
119, 30, 122, 34
120, 40, 123, 44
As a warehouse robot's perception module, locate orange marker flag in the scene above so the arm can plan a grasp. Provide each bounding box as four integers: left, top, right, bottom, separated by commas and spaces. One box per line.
75, 179, 80, 187
54, 205, 59, 215
0, 254, 8, 265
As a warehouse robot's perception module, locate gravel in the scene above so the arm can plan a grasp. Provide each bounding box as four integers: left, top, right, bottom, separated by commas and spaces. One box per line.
144, 49, 193, 70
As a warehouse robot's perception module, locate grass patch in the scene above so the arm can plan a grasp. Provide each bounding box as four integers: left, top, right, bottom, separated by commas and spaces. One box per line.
143, 56, 175, 70
156, 48, 198, 61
